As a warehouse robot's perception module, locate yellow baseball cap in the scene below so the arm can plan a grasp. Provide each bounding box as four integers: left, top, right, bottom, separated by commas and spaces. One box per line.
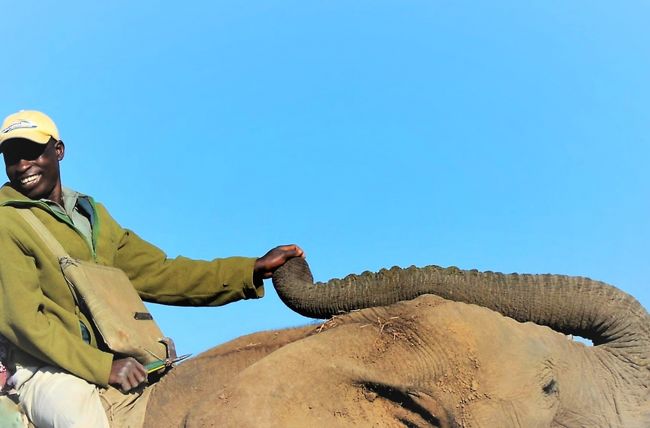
0, 110, 60, 151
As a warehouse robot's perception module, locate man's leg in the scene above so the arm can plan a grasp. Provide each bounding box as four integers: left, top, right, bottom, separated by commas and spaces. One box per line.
99, 384, 154, 428
16, 366, 109, 428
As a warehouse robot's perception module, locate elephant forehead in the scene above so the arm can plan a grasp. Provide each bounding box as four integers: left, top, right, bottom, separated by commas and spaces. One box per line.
358, 296, 568, 389
186, 299, 565, 427
328, 294, 568, 368
403, 294, 569, 349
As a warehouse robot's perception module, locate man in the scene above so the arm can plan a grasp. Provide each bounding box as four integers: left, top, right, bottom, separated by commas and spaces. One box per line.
0, 110, 304, 427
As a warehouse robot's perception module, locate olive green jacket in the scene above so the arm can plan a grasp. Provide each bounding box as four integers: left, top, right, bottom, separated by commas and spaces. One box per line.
0, 185, 262, 386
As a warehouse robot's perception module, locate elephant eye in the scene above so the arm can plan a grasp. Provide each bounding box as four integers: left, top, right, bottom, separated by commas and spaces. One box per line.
542, 379, 558, 395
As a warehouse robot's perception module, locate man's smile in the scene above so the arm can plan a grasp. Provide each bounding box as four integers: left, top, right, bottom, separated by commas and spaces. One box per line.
19, 173, 42, 187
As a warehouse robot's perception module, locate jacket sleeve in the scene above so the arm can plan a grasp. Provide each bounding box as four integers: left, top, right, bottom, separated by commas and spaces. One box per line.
0, 225, 114, 386
97, 204, 264, 306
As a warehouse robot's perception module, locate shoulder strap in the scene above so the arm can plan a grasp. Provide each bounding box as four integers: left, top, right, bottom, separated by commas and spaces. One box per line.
16, 209, 69, 259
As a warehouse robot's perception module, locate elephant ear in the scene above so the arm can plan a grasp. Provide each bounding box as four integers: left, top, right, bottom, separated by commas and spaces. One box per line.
272, 258, 650, 359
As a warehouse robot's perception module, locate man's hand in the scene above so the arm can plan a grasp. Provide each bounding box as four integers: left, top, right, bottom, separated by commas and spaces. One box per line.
109, 357, 147, 392
254, 244, 305, 284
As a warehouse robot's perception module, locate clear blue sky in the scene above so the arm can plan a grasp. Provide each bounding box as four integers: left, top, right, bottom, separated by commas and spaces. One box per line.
3, 1, 648, 356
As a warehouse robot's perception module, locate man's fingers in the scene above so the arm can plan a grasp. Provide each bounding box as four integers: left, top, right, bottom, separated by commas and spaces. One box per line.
281, 244, 304, 256
135, 371, 147, 385
121, 379, 132, 392
275, 244, 305, 260
284, 246, 304, 258
130, 362, 147, 386
254, 244, 305, 281
122, 370, 145, 392
110, 357, 147, 392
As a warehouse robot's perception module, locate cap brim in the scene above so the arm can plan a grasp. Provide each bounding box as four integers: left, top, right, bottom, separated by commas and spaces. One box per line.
0, 129, 52, 151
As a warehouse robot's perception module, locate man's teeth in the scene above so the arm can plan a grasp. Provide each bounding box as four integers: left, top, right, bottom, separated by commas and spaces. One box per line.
20, 174, 41, 185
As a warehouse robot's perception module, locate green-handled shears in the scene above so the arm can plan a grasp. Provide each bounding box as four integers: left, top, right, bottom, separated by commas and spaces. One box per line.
145, 353, 192, 374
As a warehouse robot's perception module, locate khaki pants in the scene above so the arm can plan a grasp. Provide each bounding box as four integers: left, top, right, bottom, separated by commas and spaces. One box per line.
11, 365, 152, 428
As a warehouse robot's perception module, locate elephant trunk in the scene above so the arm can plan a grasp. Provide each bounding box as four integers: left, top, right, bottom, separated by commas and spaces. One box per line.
272, 258, 649, 368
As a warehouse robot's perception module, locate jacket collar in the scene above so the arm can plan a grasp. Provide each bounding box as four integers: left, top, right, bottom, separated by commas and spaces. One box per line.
0, 183, 93, 210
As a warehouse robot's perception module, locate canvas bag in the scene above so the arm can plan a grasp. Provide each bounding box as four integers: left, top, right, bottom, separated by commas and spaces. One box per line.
18, 209, 168, 366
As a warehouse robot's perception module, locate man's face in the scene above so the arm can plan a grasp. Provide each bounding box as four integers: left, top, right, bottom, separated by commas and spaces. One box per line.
2, 138, 64, 201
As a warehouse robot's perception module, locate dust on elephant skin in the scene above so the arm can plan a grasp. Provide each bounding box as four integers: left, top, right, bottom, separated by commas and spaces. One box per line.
147, 295, 616, 427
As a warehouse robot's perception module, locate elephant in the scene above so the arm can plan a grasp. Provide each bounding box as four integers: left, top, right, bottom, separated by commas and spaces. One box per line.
142, 258, 649, 427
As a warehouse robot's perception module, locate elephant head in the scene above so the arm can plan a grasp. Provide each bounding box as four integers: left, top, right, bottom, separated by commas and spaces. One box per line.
143, 259, 648, 427
265, 258, 650, 427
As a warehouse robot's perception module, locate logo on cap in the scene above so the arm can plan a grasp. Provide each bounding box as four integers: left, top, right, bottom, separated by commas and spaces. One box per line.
1, 120, 38, 135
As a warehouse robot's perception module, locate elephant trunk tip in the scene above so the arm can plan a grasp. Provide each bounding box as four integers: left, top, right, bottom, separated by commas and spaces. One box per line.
272, 257, 327, 318
272, 257, 315, 293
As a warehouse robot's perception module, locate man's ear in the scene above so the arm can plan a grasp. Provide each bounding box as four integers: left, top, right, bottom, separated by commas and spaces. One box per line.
55, 140, 65, 161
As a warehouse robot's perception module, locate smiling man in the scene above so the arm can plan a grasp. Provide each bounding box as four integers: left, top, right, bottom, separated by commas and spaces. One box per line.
0, 110, 304, 428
